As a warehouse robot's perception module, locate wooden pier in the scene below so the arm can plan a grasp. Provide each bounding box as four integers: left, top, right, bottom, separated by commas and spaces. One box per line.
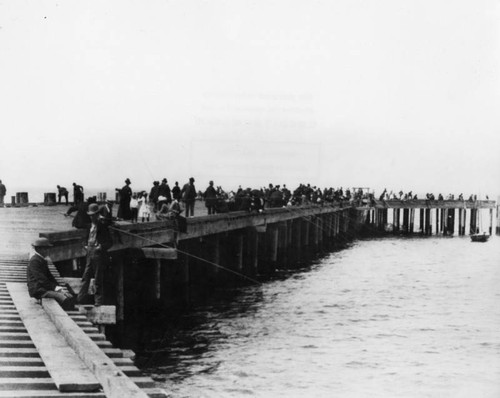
362, 199, 496, 236
0, 207, 167, 397
0, 198, 496, 397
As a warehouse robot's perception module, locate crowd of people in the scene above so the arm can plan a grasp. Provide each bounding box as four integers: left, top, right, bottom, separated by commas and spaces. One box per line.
25, 176, 490, 311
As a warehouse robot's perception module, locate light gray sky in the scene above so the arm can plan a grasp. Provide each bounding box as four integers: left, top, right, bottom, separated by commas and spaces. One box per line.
1, 0, 499, 200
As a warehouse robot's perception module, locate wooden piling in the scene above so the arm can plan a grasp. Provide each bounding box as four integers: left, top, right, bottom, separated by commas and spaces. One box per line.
246, 227, 259, 275
154, 260, 161, 300
489, 209, 493, 235
394, 209, 399, 233
116, 256, 124, 322
469, 209, 476, 234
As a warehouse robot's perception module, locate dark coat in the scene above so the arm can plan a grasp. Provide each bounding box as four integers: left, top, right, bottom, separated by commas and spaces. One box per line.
117, 184, 132, 219
172, 185, 181, 201
0, 183, 6, 196
67, 202, 91, 229
86, 221, 113, 252
27, 254, 58, 299
158, 183, 172, 202
182, 183, 197, 201
99, 204, 113, 227
203, 186, 218, 207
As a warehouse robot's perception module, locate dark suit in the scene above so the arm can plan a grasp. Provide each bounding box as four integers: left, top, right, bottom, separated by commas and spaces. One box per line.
27, 253, 74, 310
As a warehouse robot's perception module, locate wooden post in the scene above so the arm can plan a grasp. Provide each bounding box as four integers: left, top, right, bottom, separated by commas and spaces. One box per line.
236, 233, 244, 271
212, 234, 220, 276
458, 209, 463, 236
293, 218, 302, 256
154, 259, 161, 300
268, 224, 279, 264
409, 208, 415, 234
313, 216, 320, 246
489, 209, 493, 235
393, 209, 399, 233
419, 208, 424, 234
319, 215, 324, 242
116, 257, 124, 322
303, 218, 310, 247
246, 227, 258, 275
402, 208, 408, 233
425, 209, 432, 235
435, 209, 439, 235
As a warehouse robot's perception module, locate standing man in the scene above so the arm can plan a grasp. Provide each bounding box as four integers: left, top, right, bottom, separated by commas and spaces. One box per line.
203, 180, 218, 215
181, 177, 197, 217
73, 182, 84, 205
27, 238, 75, 310
149, 181, 160, 211
172, 181, 181, 201
56, 185, 69, 204
77, 203, 113, 306
0, 180, 6, 207
157, 178, 172, 210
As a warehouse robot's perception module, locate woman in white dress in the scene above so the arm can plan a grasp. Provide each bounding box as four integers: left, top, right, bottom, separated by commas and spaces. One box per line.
138, 192, 151, 222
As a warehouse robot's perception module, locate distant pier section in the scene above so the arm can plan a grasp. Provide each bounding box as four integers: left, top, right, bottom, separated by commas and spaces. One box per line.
361, 199, 496, 236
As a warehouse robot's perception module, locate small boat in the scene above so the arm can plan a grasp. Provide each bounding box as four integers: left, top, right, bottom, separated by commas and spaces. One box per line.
470, 233, 489, 242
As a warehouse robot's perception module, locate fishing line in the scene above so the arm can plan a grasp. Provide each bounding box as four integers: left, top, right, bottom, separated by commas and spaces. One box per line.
107, 225, 262, 285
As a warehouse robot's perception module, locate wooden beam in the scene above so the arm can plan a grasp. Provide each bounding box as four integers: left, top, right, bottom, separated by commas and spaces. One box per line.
141, 248, 177, 260
7, 283, 101, 392
41, 299, 149, 398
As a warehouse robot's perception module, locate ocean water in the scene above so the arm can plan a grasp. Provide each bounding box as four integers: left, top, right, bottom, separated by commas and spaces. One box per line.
141, 236, 500, 398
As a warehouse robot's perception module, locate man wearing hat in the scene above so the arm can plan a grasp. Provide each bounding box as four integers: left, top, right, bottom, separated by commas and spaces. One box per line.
27, 238, 75, 310
99, 199, 114, 226
181, 177, 197, 217
78, 203, 113, 306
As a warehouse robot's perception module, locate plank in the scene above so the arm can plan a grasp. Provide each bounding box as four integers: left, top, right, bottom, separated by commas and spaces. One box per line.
7, 283, 101, 392
42, 299, 149, 398
141, 247, 177, 260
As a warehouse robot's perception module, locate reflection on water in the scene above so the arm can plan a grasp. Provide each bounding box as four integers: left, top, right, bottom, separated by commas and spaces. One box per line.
138, 236, 500, 398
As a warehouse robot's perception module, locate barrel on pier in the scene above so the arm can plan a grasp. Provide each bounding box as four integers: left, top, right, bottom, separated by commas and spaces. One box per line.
44, 192, 57, 206
16, 192, 29, 205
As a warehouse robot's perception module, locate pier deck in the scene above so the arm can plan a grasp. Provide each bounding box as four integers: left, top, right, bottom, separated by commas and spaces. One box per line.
0, 206, 167, 397
0, 199, 496, 396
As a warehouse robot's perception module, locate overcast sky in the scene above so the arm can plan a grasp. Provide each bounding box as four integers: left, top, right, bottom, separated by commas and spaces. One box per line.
1, 0, 499, 200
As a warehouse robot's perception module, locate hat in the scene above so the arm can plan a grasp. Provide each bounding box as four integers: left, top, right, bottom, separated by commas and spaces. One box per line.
125, 178, 131, 184
32, 238, 52, 248
87, 203, 100, 215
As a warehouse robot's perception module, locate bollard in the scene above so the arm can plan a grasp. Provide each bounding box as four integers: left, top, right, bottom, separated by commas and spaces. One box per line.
11, 196, 15, 205
98, 192, 107, 202
16, 192, 29, 206
44, 193, 57, 206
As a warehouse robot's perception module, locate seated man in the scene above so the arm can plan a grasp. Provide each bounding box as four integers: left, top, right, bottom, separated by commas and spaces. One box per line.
27, 238, 75, 310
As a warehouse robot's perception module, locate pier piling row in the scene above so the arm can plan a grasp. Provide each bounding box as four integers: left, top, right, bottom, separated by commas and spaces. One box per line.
38, 199, 496, 321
